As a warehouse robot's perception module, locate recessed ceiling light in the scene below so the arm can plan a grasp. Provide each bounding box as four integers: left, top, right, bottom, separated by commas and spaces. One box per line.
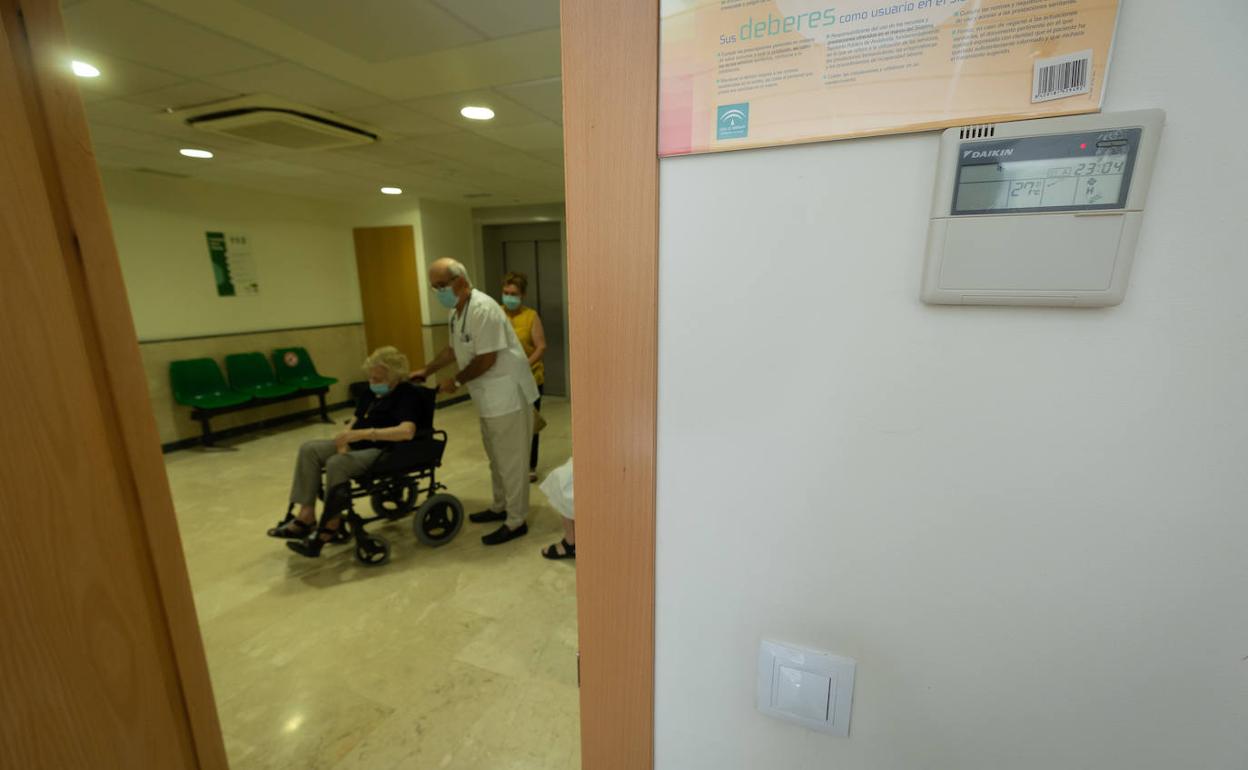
179, 148, 214, 159
71, 60, 100, 78
380, 186, 403, 195
460, 106, 495, 121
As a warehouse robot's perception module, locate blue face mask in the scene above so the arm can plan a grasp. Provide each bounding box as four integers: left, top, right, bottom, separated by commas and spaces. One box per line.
369, 382, 391, 395
435, 286, 458, 309
502, 295, 522, 311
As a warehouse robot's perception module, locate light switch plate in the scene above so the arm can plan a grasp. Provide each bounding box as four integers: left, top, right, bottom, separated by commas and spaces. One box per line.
757, 640, 856, 736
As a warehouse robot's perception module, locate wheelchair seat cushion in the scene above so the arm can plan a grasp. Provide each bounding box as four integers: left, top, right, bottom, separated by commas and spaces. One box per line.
368, 436, 445, 476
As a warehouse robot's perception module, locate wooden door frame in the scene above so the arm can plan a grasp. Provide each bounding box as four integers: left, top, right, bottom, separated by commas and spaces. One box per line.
9, 0, 660, 766
562, 2, 660, 768
4, 1, 228, 767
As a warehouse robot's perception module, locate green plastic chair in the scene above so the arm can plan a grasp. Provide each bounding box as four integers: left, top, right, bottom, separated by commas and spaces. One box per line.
271, 347, 338, 391
225, 353, 299, 399
169, 359, 253, 410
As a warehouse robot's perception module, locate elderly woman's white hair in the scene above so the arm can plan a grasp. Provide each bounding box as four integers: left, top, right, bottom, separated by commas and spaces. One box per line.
362, 346, 410, 381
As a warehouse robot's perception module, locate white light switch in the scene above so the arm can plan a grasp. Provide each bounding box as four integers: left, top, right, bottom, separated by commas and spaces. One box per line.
775, 665, 833, 721
758, 640, 856, 736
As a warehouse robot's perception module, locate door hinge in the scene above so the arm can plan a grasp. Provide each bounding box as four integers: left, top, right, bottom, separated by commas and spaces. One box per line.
576, 650, 581, 688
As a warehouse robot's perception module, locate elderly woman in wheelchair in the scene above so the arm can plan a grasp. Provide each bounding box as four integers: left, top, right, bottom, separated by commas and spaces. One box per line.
267, 346, 421, 558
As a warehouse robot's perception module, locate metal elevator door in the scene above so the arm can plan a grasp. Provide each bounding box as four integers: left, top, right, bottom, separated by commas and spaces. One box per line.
488, 224, 567, 396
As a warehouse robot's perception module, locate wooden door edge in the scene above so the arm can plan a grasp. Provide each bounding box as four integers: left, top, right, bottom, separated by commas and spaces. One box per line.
15, 2, 228, 766
562, 2, 660, 768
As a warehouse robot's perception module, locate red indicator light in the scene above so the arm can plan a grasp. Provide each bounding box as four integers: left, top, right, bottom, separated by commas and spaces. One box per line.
1080, 143, 1088, 149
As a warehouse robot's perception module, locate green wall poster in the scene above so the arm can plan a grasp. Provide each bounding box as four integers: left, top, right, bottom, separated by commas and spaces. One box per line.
205, 231, 259, 296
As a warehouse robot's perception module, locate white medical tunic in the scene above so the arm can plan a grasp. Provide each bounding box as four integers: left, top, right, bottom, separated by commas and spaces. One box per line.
448, 288, 540, 418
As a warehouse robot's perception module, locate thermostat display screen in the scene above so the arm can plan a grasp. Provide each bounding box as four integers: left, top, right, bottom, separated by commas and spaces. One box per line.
952, 128, 1142, 215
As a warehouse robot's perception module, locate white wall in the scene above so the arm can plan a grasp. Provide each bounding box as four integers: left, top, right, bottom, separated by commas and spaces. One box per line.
654, 4, 1248, 770
102, 169, 363, 340
419, 198, 479, 305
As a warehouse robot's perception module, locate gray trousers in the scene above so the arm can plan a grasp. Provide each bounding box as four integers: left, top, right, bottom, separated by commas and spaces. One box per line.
480, 407, 534, 529
290, 439, 382, 507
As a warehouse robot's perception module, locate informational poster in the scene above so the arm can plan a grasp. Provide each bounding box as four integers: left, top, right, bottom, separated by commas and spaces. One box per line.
660, 0, 1120, 157
205, 231, 259, 296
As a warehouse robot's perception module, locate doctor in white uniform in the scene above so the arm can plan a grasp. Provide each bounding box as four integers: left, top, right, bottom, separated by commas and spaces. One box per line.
412, 258, 540, 545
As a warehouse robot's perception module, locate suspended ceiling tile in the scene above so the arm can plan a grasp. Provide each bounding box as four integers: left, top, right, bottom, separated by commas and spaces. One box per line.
67, 52, 184, 102
338, 103, 456, 138
480, 153, 562, 179
201, 62, 388, 112
124, 80, 243, 110
85, 98, 172, 130
529, 148, 564, 167
85, 123, 182, 153
470, 120, 563, 152
234, 0, 485, 61
292, 151, 395, 176
63, 0, 277, 77
330, 138, 446, 169
226, 158, 331, 179
496, 77, 564, 123
430, 0, 560, 39
407, 131, 517, 163
404, 89, 544, 129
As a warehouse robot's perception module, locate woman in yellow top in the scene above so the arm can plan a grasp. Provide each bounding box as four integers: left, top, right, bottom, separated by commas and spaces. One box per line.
501, 272, 547, 482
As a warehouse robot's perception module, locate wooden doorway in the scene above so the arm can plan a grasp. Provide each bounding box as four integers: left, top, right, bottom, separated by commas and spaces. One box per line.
353, 225, 427, 369
2, 0, 660, 767
0, 0, 226, 767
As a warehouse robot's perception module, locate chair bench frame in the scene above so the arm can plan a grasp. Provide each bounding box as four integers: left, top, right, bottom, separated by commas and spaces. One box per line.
190, 386, 331, 446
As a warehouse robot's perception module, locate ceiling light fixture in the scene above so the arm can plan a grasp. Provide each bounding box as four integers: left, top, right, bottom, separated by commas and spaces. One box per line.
380, 186, 403, 195
179, 148, 214, 159
460, 106, 495, 121
71, 60, 100, 78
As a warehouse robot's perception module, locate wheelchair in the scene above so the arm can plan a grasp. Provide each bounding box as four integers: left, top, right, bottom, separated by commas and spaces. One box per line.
313, 383, 465, 566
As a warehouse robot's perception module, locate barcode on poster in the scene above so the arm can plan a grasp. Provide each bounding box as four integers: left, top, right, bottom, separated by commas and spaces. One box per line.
1032, 50, 1093, 103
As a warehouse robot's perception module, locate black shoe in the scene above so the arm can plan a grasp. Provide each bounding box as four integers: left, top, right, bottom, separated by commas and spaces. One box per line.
285, 523, 344, 558
470, 509, 507, 524
482, 522, 528, 545
286, 537, 326, 558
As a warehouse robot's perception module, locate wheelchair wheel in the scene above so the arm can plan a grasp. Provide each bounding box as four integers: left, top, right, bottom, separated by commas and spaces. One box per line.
354, 534, 390, 566
414, 493, 464, 548
370, 480, 419, 520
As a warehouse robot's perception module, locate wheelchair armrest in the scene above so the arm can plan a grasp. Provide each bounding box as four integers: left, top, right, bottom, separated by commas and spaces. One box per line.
369, 433, 446, 476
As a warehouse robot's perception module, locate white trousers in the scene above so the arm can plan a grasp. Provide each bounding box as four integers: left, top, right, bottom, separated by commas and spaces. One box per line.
480, 406, 534, 529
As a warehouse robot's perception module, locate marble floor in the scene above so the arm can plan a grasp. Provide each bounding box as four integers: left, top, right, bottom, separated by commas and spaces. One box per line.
164, 396, 579, 770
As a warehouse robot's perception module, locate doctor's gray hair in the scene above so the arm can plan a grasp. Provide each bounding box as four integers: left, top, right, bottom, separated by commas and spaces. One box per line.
444, 259, 468, 281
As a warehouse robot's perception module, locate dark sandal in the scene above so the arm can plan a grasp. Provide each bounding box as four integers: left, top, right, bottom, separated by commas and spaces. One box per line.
542, 539, 576, 560
267, 515, 313, 540
286, 519, 346, 558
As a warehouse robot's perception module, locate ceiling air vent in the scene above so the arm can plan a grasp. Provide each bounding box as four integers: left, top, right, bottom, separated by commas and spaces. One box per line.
171, 95, 378, 151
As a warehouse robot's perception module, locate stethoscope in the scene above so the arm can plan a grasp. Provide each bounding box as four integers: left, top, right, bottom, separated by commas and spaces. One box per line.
454, 294, 472, 343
